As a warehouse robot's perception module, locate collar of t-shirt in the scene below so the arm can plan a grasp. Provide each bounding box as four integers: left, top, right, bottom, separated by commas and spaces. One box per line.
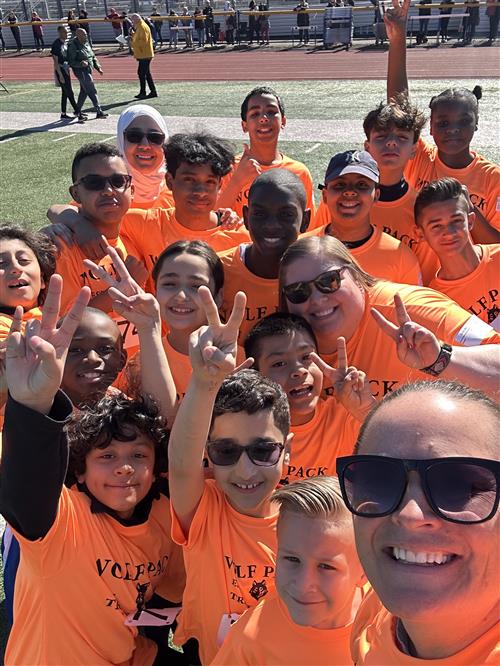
395, 617, 419, 656
378, 178, 409, 202
76, 478, 167, 526
325, 224, 374, 249
0, 305, 17, 316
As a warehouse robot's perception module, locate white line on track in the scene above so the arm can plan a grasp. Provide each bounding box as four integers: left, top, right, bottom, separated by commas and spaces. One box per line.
99, 135, 117, 142
52, 133, 77, 142
0, 136, 20, 143
305, 142, 321, 153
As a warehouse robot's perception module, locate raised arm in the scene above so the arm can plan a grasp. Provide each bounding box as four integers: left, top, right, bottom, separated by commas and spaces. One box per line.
84, 246, 177, 421
168, 287, 249, 535
0, 276, 90, 539
385, 0, 411, 101
216, 144, 262, 210
372, 293, 500, 397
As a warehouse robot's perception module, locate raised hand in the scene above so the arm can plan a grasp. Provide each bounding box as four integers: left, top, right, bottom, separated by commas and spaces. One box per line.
189, 286, 249, 387
384, 0, 411, 40
216, 207, 243, 230
84, 245, 157, 331
233, 143, 262, 190
5, 275, 90, 413
371, 293, 441, 369
311, 337, 375, 420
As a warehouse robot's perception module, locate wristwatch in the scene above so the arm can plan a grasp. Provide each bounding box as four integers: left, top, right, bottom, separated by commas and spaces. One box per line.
420, 343, 453, 377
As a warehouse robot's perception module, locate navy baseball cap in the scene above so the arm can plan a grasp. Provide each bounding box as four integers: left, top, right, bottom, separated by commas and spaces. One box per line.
323, 150, 379, 185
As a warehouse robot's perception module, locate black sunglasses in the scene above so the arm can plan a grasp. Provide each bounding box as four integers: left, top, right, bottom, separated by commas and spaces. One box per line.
124, 129, 165, 146
73, 174, 132, 192
282, 267, 346, 305
336, 455, 500, 525
206, 438, 285, 467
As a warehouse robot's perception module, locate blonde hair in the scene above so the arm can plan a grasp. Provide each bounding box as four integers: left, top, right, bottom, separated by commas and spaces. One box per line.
273, 476, 349, 522
279, 236, 376, 310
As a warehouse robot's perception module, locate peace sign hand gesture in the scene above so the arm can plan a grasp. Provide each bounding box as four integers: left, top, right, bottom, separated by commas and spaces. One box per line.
384, 0, 410, 40
6, 275, 90, 414
371, 293, 441, 369
189, 286, 251, 388
84, 245, 159, 332
311, 337, 375, 420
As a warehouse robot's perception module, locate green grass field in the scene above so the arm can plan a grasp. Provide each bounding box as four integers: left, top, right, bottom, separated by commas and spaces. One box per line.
1, 78, 499, 228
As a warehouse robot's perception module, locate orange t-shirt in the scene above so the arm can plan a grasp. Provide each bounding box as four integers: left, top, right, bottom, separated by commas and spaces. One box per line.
171, 480, 278, 665
321, 280, 500, 400
219, 244, 280, 342
283, 398, 360, 485
429, 244, 500, 330
121, 207, 250, 281
6, 486, 181, 666
212, 590, 355, 665
221, 152, 316, 221
56, 235, 140, 351
404, 138, 500, 230
315, 192, 441, 287
308, 224, 422, 285
351, 588, 500, 665
132, 184, 175, 211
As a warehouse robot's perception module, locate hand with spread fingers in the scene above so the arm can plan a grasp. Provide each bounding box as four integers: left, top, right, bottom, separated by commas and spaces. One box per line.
6, 275, 91, 413
371, 293, 441, 369
189, 286, 251, 387
84, 244, 158, 332
384, 0, 410, 40
311, 337, 375, 421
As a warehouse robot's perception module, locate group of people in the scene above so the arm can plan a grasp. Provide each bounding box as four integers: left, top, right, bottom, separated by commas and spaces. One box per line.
0, 0, 499, 664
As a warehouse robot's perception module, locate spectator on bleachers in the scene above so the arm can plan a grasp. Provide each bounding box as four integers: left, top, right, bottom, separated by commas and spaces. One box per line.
248, 0, 258, 44
168, 10, 179, 48
151, 8, 164, 46
258, 1, 270, 44
439, 0, 453, 42
463, 0, 480, 42
203, 0, 216, 46
416, 0, 431, 44
31, 11, 45, 51
486, 0, 500, 43
194, 8, 205, 47
78, 8, 91, 46
67, 9, 77, 36
7, 11, 22, 51
294, 0, 310, 45
181, 5, 193, 48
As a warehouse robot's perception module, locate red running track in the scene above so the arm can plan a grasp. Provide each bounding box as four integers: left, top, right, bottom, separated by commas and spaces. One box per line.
1, 44, 498, 81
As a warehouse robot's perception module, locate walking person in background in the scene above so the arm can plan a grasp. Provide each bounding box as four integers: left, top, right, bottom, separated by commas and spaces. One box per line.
7, 11, 22, 51
194, 8, 205, 47
120, 11, 133, 54
51, 25, 78, 119
294, 0, 310, 44
67, 9, 77, 37
67, 28, 108, 121
486, 0, 500, 43
130, 13, 158, 99
78, 8, 91, 46
31, 10, 45, 50
439, 0, 453, 41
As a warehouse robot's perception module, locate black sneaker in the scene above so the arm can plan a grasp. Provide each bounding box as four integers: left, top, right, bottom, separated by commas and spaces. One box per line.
77, 114, 87, 123
134, 93, 147, 99
146, 91, 158, 98
60, 113, 73, 119
96, 111, 109, 119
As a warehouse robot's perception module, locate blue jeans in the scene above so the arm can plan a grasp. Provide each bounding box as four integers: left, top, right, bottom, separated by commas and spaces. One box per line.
74, 67, 102, 114
197, 27, 205, 46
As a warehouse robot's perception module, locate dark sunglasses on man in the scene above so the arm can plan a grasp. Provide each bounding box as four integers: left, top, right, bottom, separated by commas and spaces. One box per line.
282, 267, 347, 305
336, 455, 500, 525
124, 129, 165, 146
73, 174, 133, 192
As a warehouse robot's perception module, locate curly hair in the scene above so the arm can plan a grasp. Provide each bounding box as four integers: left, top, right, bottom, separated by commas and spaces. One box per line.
240, 86, 285, 120
0, 225, 57, 306
164, 132, 235, 178
66, 393, 169, 482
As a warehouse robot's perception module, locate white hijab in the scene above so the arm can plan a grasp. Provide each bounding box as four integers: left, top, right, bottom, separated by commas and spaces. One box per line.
117, 104, 169, 205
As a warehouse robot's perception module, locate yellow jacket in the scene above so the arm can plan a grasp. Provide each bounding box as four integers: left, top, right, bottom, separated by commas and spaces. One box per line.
131, 19, 154, 59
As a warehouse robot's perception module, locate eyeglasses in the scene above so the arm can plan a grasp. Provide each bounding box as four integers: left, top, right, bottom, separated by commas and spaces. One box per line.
206, 438, 285, 467
282, 267, 346, 305
336, 455, 500, 525
73, 174, 132, 191
124, 129, 165, 146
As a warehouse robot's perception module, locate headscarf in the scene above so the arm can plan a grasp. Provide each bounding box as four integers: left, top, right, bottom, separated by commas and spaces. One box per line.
117, 104, 169, 205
